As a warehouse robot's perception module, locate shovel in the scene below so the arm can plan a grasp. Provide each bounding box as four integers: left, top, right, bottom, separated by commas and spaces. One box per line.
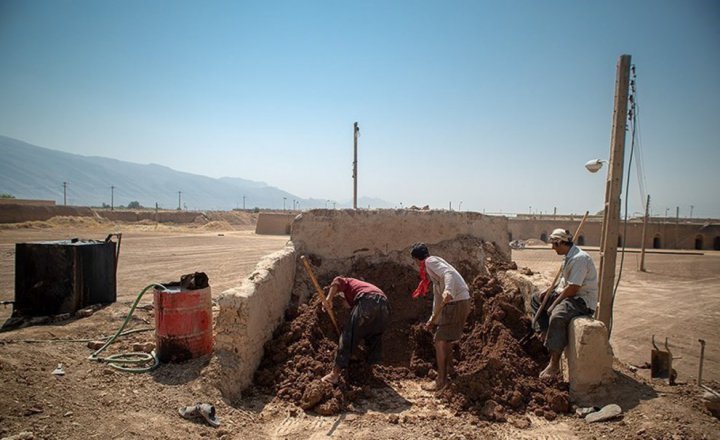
300, 256, 340, 334
651, 335, 674, 384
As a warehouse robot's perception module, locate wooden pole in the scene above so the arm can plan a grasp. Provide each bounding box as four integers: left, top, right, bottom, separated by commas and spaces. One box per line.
300, 256, 340, 334
597, 54, 632, 331
353, 122, 359, 209
639, 194, 650, 272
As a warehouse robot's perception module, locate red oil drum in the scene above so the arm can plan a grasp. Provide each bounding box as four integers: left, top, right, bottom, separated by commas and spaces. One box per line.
153, 285, 213, 363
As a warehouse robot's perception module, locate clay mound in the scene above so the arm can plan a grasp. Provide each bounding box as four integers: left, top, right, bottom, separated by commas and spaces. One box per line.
254, 245, 570, 419
199, 220, 233, 230
441, 274, 568, 421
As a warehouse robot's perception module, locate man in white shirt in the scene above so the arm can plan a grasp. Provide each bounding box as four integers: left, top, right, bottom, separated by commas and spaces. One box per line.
531, 228, 598, 378
411, 243, 471, 392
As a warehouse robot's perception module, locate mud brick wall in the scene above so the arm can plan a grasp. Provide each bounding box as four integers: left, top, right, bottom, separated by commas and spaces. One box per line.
292, 209, 510, 261
0, 204, 96, 223
255, 212, 296, 235
214, 243, 296, 399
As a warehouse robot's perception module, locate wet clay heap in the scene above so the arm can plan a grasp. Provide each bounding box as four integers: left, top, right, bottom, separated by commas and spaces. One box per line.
254, 243, 570, 420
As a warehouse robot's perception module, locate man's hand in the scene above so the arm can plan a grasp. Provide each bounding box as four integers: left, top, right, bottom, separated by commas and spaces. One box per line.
442, 291, 453, 304
425, 321, 436, 331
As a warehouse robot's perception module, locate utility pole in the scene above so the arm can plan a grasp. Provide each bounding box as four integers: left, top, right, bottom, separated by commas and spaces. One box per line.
63, 182, 67, 206
597, 54, 631, 332
675, 206, 680, 248
639, 194, 650, 272
690, 205, 694, 219
353, 122, 359, 209
178, 191, 182, 211
243, 195, 246, 210
111, 186, 115, 211
283, 197, 287, 211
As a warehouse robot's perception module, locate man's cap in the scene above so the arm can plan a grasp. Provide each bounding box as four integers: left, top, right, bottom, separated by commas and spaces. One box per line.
410, 242, 429, 260
549, 228, 572, 243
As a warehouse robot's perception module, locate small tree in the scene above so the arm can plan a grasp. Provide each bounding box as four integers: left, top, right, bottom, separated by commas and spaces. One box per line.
0, 193, 15, 199
127, 201, 142, 209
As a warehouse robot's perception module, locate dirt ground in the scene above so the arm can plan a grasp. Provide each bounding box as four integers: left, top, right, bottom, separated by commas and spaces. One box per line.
0, 219, 718, 439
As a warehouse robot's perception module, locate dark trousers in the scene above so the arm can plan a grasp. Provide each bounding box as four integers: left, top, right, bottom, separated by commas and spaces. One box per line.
531, 291, 593, 353
335, 295, 390, 368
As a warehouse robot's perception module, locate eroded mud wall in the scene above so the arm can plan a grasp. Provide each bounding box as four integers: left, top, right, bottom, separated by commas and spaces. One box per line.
214, 243, 296, 399
292, 209, 509, 261
255, 212, 296, 235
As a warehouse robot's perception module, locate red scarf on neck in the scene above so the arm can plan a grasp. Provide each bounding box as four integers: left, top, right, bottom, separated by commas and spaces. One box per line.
412, 259, 431, 298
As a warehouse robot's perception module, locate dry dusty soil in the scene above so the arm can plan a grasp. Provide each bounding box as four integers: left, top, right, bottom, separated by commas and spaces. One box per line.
0, 219, 718, 440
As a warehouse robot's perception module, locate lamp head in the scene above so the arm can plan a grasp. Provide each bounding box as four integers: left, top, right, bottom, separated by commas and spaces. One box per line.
585, 159, 605, 173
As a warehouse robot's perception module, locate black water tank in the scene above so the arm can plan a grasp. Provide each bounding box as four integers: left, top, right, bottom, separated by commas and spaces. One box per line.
14, 239, 117, 317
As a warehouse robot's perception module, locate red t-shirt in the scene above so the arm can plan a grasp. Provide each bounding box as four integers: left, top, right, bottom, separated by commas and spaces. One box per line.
331, 276, 386, 307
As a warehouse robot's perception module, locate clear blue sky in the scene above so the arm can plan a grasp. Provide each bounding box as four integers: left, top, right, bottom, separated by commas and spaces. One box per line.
1, 0, 718, 217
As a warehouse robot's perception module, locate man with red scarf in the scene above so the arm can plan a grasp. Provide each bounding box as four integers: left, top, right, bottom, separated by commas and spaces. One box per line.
321, 276, 390, 385
411, 243, 471, 392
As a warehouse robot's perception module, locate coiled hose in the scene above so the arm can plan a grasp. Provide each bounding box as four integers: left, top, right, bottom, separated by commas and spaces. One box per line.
87, 283, 166, 373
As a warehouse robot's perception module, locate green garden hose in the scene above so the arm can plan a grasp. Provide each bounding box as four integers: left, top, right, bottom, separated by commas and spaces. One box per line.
87, 283, 166, 373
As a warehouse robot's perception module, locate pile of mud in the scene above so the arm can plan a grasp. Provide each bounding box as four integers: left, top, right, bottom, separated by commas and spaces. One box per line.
253, 243, 570, 420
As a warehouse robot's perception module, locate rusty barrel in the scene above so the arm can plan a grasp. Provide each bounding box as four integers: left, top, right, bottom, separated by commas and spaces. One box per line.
153, 285, 213, 363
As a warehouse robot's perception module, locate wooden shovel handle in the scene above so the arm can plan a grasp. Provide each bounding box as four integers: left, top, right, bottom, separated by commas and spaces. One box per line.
300, 256, 340, 334
531, 211, 590, 324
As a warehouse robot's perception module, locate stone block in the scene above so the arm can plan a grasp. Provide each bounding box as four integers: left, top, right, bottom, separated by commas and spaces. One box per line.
563, 316, 615, 399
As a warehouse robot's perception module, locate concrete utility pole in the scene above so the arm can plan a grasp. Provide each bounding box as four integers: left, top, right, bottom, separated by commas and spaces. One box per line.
639, 194, 650, 272
597, 54, 632, 332
353, 122, 359, 209
63, 182, 67, 206
111, 186, 115, 211
243, 195, 246, 210
178, 191, 182, 211
675, 206, 680, 248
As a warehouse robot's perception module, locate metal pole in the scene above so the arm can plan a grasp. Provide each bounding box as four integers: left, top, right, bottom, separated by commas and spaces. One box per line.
243, 195, 246, 210
63, 182, 67, 206
178, 191, 182, 210
111, 186, 115, 211
597, 54, 631, 331
640, 194, 650, 272
353, 122, 359, 209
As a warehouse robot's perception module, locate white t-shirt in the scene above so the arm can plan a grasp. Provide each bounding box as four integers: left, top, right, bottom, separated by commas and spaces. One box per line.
425, 256, 470, 324
558, 245, 598, 310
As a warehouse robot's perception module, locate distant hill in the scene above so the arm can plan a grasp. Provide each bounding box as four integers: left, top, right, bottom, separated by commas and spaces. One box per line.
0, 135, 392, 210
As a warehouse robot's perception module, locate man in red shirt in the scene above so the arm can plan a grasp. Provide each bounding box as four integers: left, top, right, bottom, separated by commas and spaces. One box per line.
321, 276, 391, 384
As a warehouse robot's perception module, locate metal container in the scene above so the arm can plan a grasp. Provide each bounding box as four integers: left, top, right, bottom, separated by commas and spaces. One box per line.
14, 239, 117, 317
153, 285, 213, 363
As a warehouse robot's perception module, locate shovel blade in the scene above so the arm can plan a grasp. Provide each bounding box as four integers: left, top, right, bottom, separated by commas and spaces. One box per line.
651, 349, 672, 380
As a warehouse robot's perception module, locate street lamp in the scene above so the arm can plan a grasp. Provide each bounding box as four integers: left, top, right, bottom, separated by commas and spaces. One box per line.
584, 159, 608, 173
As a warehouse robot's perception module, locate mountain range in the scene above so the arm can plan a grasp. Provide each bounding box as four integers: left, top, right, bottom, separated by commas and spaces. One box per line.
0, 135, 391, 210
